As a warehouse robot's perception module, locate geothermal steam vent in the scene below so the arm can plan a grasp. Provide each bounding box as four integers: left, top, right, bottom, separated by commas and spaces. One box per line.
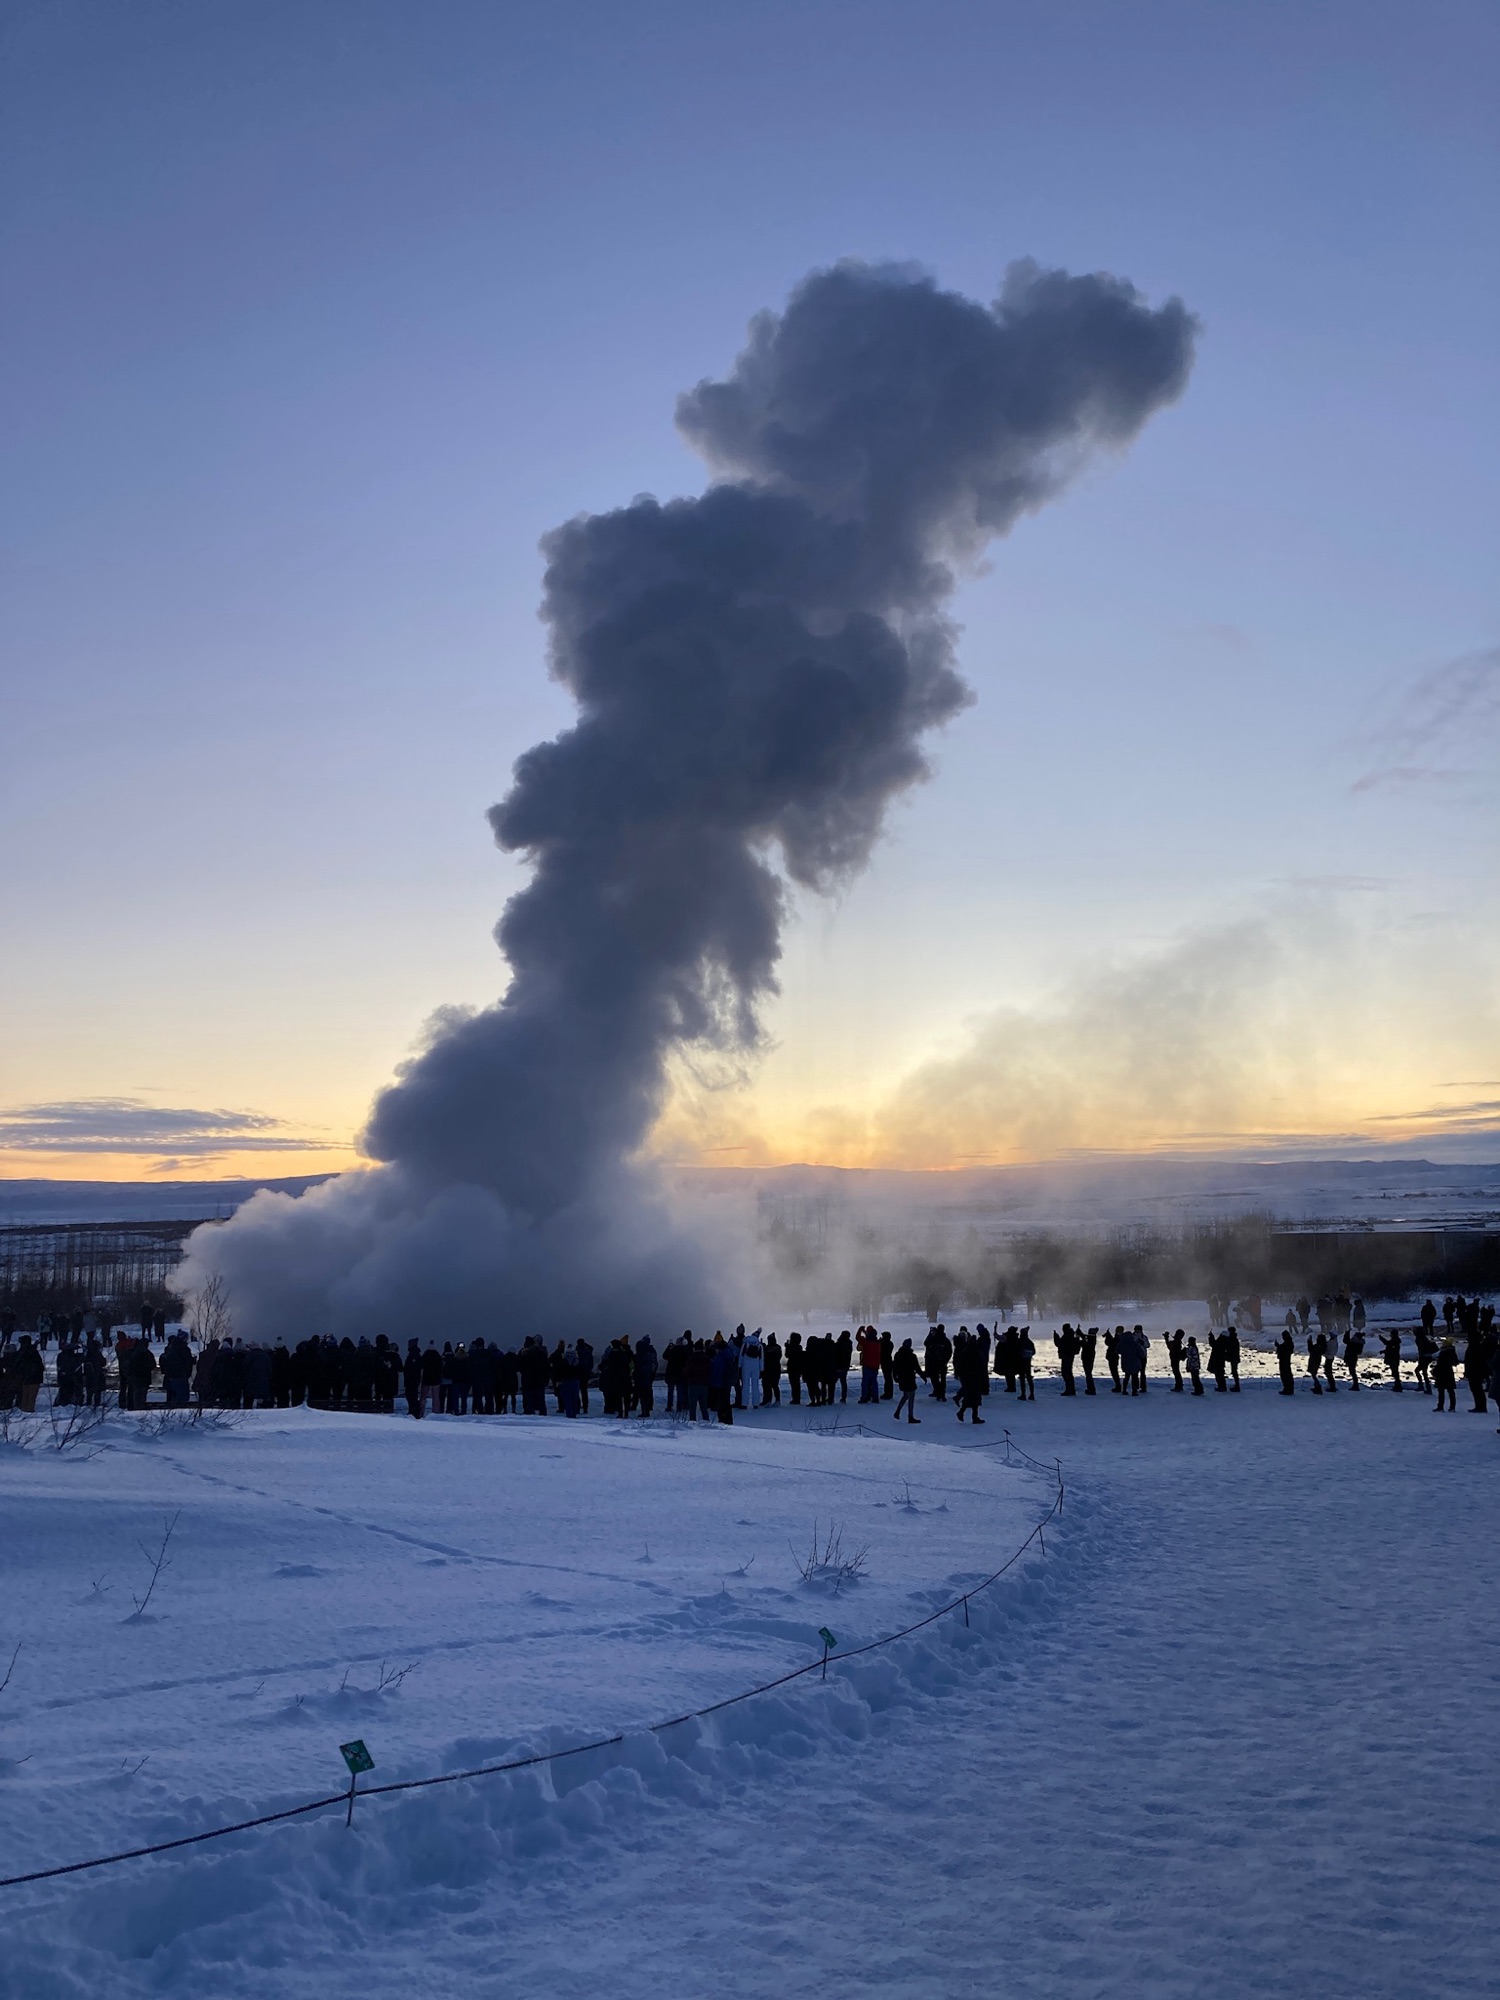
179, 258, 1196, 1338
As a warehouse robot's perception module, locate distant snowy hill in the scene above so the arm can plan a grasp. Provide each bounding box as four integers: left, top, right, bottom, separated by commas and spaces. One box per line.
0, 1176, 334, 1227
4, 1158, 1500, 1232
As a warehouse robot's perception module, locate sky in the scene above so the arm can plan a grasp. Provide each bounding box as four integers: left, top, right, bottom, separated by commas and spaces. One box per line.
2, 0, 1497, 1181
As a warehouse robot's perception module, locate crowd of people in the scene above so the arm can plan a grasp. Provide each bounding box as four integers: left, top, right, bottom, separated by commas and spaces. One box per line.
1, 1294, 1497, 1427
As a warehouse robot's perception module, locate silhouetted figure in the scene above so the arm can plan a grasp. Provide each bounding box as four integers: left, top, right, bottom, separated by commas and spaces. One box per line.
1274, 1326, 1296, 1395
924, 1323, 951, 1400
1462, 1308, 1490, 1413
1432, 1339, 1458, 1413
634, 1336, 659, 1417
1015, 1328, 1036, 1403
1053, 1323, 1080, 1396
1306, 1332, 1326, 1395
1343, 1329, 1365, 1390
1185, 1337, 1204, 1394
1384, 1328, 1408, 1392
892, 1339, 924, 1422
786, 1332, 804, 1405
858, 1326, 882, 1403
1165, 1328, 1186, 1393
1414, 1325, 1436, 1393
763, 1332, 782, 1405
954, 1330, 989, 1423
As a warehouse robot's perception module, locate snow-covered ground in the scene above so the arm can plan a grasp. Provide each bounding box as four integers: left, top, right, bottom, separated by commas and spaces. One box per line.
2, 1377, 1494, 1999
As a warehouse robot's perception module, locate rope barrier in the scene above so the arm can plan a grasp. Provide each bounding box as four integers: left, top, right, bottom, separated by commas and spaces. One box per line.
0, 1460, 1064, 1893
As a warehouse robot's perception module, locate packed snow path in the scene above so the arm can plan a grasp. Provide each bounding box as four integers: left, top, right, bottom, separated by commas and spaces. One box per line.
3, 1386, 1494, 1998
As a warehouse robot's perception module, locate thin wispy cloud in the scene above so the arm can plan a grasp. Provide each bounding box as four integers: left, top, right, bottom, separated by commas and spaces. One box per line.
0, 1099, 326, 1156
1351, 645, 1500, 794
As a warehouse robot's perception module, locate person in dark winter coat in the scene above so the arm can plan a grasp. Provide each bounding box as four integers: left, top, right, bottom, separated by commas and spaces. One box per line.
763, 1332, 782, 1404
1080, 1327, 1098, 1394
1165, 1328, 1186, 1393
126, 1337, 156, 1410
924, 1323, 951, 1400
270, 1339, 294, 1408
419, 1343, 443, 1415
556, 1344, 582, 1418
1462, 1316, 1490, 1413
1105, 1328, 1122, 1393
1053, 1324, 1080, 1396
15, 1336, 45, 1416
785, 1332, 804, 1405
709, 1335, 735, 1424
685, 1338, 712, 1420
1306, 1332, 1328, 1395
1274, 1324, 1297, 1395
1380, 1326, 1403, 1391
996, 1326, 1018, 1394
83, 1336, 107, 1408
162, 1332, 194, 1407
634, 1337, 659, 1417
598, 1339, 630, 1415
1015, 1328, 1036, 1402
953, 1329, 987, 1424
891, 1338, 924, 1422
1432, 1338, 1458, 1412
54, 1341, 83, 1407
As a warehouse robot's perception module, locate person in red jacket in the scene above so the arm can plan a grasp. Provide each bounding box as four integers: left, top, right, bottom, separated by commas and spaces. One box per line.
857, 1326, 882, 1403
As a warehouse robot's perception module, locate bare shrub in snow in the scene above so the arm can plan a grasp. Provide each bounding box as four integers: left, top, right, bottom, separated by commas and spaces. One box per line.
792, 1519, 868, 1592
127, 1512, 180, 1621
0, 1408, 44, 1451
135, 1406, 244, 1440
45, 1401, 108, 1455
341, 1658, 419, 1696
2, 1401, 108, 1455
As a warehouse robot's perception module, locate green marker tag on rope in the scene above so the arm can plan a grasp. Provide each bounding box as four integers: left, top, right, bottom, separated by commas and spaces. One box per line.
340, 1739, 375, 1776
818, 1628, 837, 1651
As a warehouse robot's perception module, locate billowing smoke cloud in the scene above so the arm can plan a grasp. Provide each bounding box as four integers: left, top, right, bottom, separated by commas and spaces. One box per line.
181, 258, 1195, 1338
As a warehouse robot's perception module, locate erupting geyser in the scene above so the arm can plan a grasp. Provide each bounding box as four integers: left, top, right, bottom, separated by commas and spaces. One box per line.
181, 258, 1196, 1338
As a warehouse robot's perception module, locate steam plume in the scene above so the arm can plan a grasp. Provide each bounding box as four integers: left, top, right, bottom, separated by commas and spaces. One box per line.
182, 258, 1195, 1337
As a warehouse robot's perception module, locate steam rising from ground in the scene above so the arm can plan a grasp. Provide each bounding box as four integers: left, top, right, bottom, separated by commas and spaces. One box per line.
181, 258, 1195, 1339
662, 892, 1500, 1171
